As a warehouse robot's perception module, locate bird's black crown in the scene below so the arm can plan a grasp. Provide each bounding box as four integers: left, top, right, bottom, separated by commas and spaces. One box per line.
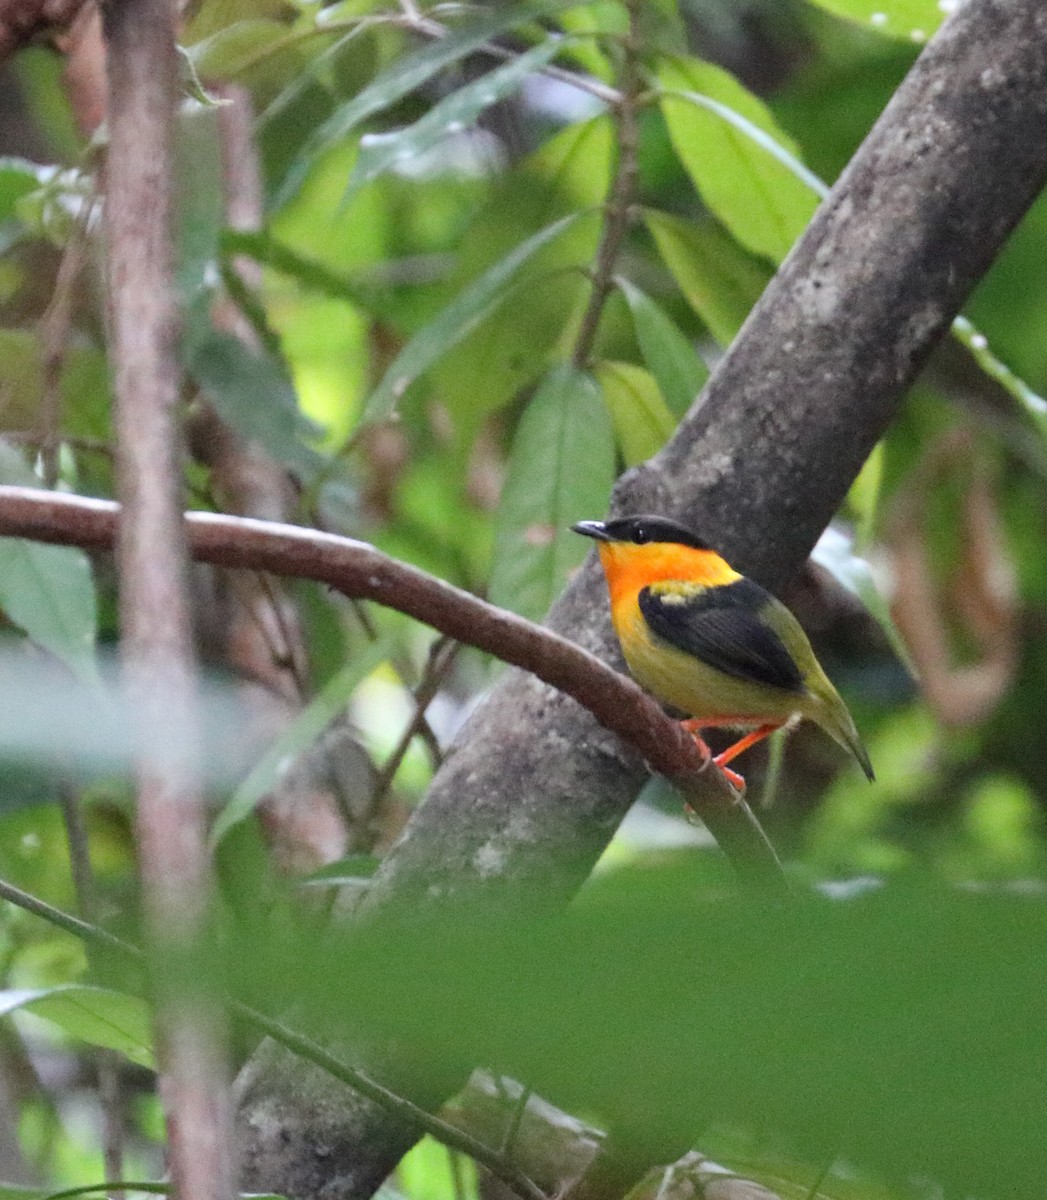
599, 515, 711, 550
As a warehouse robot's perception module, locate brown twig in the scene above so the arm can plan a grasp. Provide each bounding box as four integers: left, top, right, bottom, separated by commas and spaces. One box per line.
570, 0, 641, 370
100, 4, 235, 1200
370, 636, 457, 810
58, 782, 126, 1199
0, 486, 785, 890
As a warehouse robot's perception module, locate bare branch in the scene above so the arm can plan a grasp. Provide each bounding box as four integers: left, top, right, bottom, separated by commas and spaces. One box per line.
100, 2, 235, 1200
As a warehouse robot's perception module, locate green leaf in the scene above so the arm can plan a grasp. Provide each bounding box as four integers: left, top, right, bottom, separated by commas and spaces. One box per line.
0, 157, 48, 223
616, 278, 708, 417
345, 38, 566, 200
187, 18, 291, 80
0, 444, 98, 683
363, 212, 584, 425
0, 986, 153, 1068
812, 525, 916, 678
805, 0, 945, 41
489, 365, 615, 622
185, 318, 323, 479
210, 637, 392, 847
594, 360, 676, 465
274, 2, 572, 205
658, 56, 820, 263
644, 209, 771, 344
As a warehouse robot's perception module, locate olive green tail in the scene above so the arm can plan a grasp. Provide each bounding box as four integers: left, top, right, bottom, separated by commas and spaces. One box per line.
814, 691, 875, 782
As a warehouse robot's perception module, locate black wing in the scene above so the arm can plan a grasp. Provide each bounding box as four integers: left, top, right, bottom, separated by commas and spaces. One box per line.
638, 578, 803, 692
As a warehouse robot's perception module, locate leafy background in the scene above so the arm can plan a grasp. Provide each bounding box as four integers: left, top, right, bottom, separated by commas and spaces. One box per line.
1, 0, 1047, 1199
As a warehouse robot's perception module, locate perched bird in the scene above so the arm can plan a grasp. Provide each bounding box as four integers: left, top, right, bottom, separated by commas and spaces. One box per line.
572, 514, 873, 790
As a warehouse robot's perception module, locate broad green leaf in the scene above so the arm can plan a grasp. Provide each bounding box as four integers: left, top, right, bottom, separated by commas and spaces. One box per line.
806, 0, 946, 41
644, 209, 770, 344
345, 39, 566, 200
527, 114, 614, 212
0, 444, 98, 683
273, 2, 571, 205
0, 986, 153, 1068
210, 637, 392, 846
363, 212, 584, 425
185, 320, 323, 479
616, 278, 708, 417
658, 56, 819, 263
594, 360, 675, 465
489, 365, 615, 622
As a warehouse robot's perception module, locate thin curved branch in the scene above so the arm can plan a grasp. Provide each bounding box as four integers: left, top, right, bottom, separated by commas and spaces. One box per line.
0, 485, 784, 889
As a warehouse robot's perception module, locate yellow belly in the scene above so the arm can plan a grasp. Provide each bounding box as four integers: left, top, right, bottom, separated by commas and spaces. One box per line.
615, 603, 805, 727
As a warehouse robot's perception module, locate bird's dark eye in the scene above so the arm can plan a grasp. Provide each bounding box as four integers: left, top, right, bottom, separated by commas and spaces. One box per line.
632, 525, 650, 545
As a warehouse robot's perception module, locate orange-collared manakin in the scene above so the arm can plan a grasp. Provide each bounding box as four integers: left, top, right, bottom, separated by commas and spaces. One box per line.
573, 514, 873, 790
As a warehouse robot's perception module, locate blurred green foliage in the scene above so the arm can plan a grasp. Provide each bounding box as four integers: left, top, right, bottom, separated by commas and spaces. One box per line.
0, 0, 1046, 1198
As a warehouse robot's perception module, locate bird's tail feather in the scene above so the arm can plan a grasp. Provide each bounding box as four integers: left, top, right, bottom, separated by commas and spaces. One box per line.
817, 694, 875, 782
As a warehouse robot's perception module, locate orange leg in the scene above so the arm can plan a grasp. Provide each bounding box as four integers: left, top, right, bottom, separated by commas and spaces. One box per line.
680, 719, 782, 792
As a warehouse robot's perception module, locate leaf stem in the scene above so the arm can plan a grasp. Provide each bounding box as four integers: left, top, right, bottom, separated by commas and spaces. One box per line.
570, 0, 642, 369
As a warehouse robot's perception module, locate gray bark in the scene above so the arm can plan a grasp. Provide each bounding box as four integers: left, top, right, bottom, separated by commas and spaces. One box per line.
237, 1, 1047, 1196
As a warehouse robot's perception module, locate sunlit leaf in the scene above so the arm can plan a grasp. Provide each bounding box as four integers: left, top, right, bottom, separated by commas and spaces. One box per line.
616, 278, 708, 417
363, 212, 585, 425
644, 209, 770, 344
658, 56, 819, 263
489, 364, 615, 622
210, 637, 393, 846
0, 986, 153, 1068
594, 360, 676, 465
346, 39, 566, 199
806, 0, 946, 42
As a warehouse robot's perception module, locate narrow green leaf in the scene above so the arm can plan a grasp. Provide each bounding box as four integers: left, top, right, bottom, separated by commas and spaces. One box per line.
0, 444, 98, 683
658, 56, 819, 263
346, 39, 565, 199
812, 526, 916, 678
187, 18, 291, 81
274, 2, 571, 205
594, 360, 676, 465
616, 279, 708, 417
644, 209, 770, 344
0, 986, 153, 1068
489, 365, 615, 622
210, 637, 392, 846
805, 0, 945, 42
363, 212, 584, 425
185, 319, 323, 479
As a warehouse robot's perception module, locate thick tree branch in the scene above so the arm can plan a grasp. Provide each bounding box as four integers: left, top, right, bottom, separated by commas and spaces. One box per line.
227, 1, 1047, 1197
0, 484, 777, 882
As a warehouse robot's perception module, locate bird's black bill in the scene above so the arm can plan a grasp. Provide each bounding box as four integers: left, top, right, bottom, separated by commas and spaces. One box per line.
571, 520, 611, 541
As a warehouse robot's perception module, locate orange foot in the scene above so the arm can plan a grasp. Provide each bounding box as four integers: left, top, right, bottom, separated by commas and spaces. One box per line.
681, 719, 783, 793
680, 719, 746, 793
